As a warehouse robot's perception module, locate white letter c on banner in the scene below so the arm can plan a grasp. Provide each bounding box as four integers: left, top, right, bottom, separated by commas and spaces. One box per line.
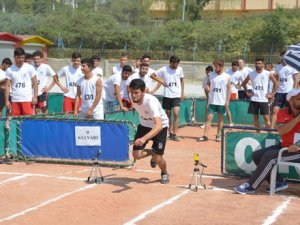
235, 137, 261, 172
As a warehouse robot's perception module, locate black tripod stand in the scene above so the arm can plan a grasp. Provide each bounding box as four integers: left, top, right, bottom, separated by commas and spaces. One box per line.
188, 160, 207, 192
87, 149, 104, 184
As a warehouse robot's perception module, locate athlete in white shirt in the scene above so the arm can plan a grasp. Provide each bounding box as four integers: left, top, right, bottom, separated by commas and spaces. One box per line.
102, 65, 132, 113
54, 52, 84, 112
241, 58, 278, 129
141, 55, 159, 94
225, 61, 244, 126
271, 52, 298, 128
91, 55, 103, 80
132, 57, 141, 73
112, 53, 128, 74
264, 63, 275, 94
5, 47, 38, 116
0, 58, 12, 117
74, 58, 103, 120
129, 78, 169, 184
150, 55, 184, 141
32, 50, 57, 114
198, 59, 231, 142
126, 62, 152, 93
200, 65, 214, 129
238, 59, 254, 100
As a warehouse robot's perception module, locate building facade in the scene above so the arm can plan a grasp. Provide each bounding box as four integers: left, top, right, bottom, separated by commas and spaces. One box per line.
149, 0, 300, 21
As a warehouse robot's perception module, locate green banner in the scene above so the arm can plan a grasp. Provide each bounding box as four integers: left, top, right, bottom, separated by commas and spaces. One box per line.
48, 93, 64, 113
225, 131, 300, 179
178, 98, 193, 126
195, 98, 266, 125
104, 110, 139, 142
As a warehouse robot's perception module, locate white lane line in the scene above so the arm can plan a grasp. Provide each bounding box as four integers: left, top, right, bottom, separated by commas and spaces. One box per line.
0, 172, 86, 182
124, 189, 189, 225
0, 172, 26, 175
210, 187, 234, 192
57, 169, 91, 175
0, 184, 96, 223
262, 197, 294, 225
202, 175, 226, 179
135, 169, 160, 173
134, 170, 226, 179
0, 174, 32, 185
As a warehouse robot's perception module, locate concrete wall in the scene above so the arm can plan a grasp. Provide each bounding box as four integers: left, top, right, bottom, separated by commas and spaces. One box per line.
47, 58, 246, 82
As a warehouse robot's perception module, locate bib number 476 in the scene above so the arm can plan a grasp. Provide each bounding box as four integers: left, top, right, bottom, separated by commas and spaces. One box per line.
15, 82, 25, 88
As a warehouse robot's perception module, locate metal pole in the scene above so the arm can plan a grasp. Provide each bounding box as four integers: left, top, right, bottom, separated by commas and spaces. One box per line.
182, 0, 186, 21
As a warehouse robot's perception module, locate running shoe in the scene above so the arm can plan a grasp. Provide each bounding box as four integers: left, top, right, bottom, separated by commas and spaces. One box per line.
161, 173, 169, 184
265, 181, 288, 193
234, 182, 255, 194
198, 136, 208, 142
172, 134, 180, 141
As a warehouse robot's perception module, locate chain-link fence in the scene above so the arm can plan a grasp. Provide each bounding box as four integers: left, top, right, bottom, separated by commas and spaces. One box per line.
48, 47, 281, 65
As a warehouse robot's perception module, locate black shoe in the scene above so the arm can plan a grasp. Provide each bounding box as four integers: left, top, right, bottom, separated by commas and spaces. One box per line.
150, 159, 157, 168
198, 136, 208, 142
168, 134, 173, 140
172, 134, 180, 141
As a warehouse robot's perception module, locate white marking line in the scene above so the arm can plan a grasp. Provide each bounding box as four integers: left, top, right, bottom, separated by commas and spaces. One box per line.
0, 184, 96, 223
0, 174, 32, 185
124, 189, 189, 225
135, 169, 160, 173
0, 172, 86, 182
134, 170, 226, 179
262, 197, 294, 225
57, 169, 91, 175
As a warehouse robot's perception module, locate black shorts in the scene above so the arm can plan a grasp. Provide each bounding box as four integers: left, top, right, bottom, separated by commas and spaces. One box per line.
0, 89, 5, 108
133, 125, 168, 155
248, 101, 269, 115
37, 92, 47, 103
273, 93, 289, 108
162, 97, 180, 110
238, 90, 252, 100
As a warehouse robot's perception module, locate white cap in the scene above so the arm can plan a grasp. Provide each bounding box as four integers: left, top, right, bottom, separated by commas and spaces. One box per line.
287, 88, 300, 101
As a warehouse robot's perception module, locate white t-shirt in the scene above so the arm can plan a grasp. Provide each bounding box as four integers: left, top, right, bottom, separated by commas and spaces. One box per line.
112, 64, 122, 74
58, 65, 83, 99
268, 70, 275, 93
249, 69, 270, 102
146, 67, 157, 90
102, 73, 128, 101
0, 69, 6, 82
156, 65, 184, 98
0, 69, 6, 90
6, 63, 37, 102
208, 72, 230, 105
225, 69, 244, 94
275, 64, 297, 93
239, 66, 253, 90
126, 72, 152, 89
76, 75, 103, 115
34, 63, 56, 96
131, 93, 169, 128
147, 67, 156, 77
92, 67, 103, 80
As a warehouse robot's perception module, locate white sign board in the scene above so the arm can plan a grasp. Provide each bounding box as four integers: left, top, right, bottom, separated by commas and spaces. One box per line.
75, 126, 101, 146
